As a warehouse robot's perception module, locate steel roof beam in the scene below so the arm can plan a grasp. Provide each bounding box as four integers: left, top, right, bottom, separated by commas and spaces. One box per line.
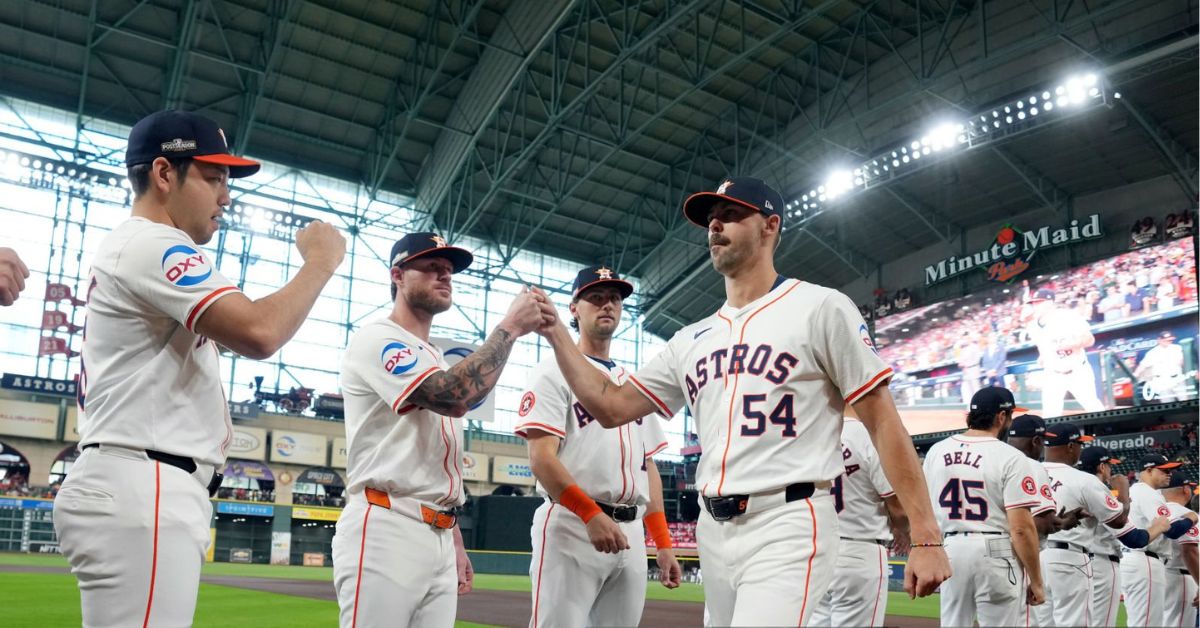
162, 0, 200, 110
1119, 96, 1199, 200
233, 0, 298, 154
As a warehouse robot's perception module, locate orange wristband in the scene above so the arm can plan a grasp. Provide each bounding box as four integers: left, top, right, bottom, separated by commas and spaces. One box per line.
559, 484, 602, 523
645, 511, 672, 549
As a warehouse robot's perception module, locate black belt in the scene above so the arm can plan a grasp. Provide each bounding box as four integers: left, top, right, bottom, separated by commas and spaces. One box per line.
1178, 568, 1191, 575
1142, 550, 1165, 561
1048, 541, 1088, 553
1089, 552, 1121, 563
841, 536, 890, 546
597, 502, 638, 523
945, 531, 1003, 537
703, 482, 815, 522
82, 444, 223, 497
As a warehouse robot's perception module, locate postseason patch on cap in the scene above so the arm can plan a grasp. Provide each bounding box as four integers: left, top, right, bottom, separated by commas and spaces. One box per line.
380, 342, 417, 375
160, 138, 197, 152
161, 244, 212, 287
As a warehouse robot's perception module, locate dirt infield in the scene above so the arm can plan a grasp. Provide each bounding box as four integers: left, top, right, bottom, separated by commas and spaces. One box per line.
0, 563, 937, 627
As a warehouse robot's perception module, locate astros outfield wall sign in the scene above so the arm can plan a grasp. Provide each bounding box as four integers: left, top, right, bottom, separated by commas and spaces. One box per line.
924, 213, 1102, 286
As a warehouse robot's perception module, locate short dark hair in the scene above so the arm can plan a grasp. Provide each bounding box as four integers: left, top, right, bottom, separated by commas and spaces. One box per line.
569, 297, 579, 331
127, 157, 193, 198
967, 409, 1001, 430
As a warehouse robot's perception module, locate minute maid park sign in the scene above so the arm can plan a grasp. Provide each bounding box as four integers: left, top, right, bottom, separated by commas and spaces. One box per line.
924, 214, 1102, 286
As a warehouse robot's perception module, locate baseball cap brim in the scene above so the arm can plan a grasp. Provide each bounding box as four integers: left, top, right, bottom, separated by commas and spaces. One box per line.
574, 278, 633, 299
682, 192, 763, 228
1154, 462, 1184, 470
1013, 405, 1029, 413
194, 153, 261, 178
395, 246, 473, 273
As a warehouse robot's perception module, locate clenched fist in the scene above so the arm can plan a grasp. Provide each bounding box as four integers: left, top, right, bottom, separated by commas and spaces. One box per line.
0, 248, 29, 306
295, 221, 346, 274
500, 287, 554, 337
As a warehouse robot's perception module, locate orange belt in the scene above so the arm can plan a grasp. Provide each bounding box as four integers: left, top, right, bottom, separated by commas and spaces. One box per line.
364, 487, 457, 530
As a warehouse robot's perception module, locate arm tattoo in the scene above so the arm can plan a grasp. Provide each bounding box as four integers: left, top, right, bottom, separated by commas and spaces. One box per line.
406, 327, 515, 416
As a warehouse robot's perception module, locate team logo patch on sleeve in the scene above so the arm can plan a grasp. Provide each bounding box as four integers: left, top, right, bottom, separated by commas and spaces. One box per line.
1157, 505, 1171, 517
1040, 485, 1053, 501
1105, 494, 1119, 509
518, 391, 536, 417
1021, 476, 1037, 495
859, 323, 878, 354
381, 342, 418, 375
1187, 526, 1199, 538
161, 244, 212, 286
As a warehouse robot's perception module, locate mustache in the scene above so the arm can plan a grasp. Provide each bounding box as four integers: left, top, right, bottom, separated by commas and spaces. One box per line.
709, 234, 730, 246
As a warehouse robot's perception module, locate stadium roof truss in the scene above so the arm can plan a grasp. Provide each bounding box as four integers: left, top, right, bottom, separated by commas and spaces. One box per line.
0, 0, 1195, 338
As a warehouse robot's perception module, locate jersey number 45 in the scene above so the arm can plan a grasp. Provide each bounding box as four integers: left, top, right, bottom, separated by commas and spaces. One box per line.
938, 479, 989, 521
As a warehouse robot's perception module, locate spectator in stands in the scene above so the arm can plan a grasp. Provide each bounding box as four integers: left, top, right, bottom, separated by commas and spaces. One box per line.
956, 334, 983, 405
1123, 282, 1149, 316
1098, 285, 1126, 322
980, 335, 1008, 388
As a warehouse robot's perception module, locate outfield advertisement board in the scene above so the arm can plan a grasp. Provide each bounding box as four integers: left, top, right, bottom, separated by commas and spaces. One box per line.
229, 426, 268, 460
0, 399, 59, 440
491, 456, 535, 486
269, 430, 326, 466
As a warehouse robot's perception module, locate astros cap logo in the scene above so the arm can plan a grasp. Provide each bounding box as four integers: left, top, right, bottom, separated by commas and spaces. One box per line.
432, 235, 448, 248
716, 180, 733, 194
596, 266, 613, 280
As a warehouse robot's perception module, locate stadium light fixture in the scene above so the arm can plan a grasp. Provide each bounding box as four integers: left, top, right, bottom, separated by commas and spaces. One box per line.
783, 72, 1112, 219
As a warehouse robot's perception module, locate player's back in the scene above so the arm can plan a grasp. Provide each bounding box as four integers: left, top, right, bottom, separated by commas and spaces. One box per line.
924, 435, 1038, 534
834, 418, 894, 540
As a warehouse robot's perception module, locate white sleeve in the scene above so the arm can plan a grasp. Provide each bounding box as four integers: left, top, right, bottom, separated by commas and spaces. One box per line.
1004, 455, 1042, 510
116, 227, 240, 332
1082, 476, 1126, 524
641, 415, 669, 459
1133, 486, 1169, 523
349, 328, 443, 415
629, 337, 687, 418
812, 291, 893, 404
1031, 463, 1056, 516
514, 363, 571, 439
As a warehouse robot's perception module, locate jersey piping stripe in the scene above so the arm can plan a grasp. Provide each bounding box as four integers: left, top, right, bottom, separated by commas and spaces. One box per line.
796, 497, 819, 626
1102, 558, 1116, 624
843, 367, 894, 404
439, 417, 455, 506
869, 543, 885, 625
450, 419, 463, 503
531, 504, 555, 627
1005, 499, 1041, 510
717, 280, 802, 497
350, 504, 373, 628
514, 422, 567, 439
184, 286, 238, 331
141, 461, 162, 628
617, 425, 629, 503
645, 441, 669, 458
391, 367, 440, 413
879, 491, 896, 498
1176, 573, 1185, 627
628, 375, 671, 417
1143, 554, 1152, 625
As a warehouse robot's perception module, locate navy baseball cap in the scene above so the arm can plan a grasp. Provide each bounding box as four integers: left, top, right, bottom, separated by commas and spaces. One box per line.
572, 265, 633, 300
1077, 446, 1121, 472
125, 111, 260, 178
1165, 471, 1198, 489
1030, 288, 1056, 302
682, 176, 784, 228
1045, 423, 1093, 446
970, 386, 1027, 414
389, 232, 473, 273
1008, 414, 1046, 438
1139, 453, 1182, 471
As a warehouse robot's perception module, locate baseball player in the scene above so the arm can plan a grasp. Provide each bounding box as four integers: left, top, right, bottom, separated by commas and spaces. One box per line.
515, 265, 681, 627
0, 247, 29, 306
1078, 446, 1171, 627
1120, 453, 1200, 627
333, 232, 554, 628
811, 416, 909, 627
1134, 331, 1189, 402
533, 176, 951, 626
54, 110, 346, 627
923, 387, 1045, 626
1024, 288, 1105, 417
1161, 471, 1199, 628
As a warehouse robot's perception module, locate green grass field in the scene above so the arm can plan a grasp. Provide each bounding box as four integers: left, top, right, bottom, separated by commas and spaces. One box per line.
1, 552, 1128, 627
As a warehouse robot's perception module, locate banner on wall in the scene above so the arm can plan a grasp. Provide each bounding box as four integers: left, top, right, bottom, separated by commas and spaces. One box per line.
222, 460, 275, 481
330, 437, 347, 469
461, 452, 489, 482
491, 455, 535, 486
296, 467, 344, 488
229, 426, 268, 460
433, 337, 496, 422
292, 506, 341, 522
1, 373, 77, 397
270, 532, 292, 565
923, 214, 1102, 286
1092, 429, 1182, 452
269, 431, 326, 466
0, 399, 59, 440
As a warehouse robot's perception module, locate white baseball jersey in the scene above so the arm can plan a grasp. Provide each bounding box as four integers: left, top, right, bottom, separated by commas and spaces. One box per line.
78, 217, 236, 465
1026, 309, 1091, 373
1025, 457, 1057, 517
1128, 481, 1178, 555
628, 279, 891, 497
1043, 461, 1126, 548
340, 319, 464, 507
832, 418, 894, 540
514, 355, 668, 506
923, 435, 1043, 534
1137, 344, 1185, 378
1163, 501, 1200, 569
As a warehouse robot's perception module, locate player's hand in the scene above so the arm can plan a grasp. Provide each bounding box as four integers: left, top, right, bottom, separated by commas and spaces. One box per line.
904, 545, 952, 598
1058, 507, 1086, 531
585, 514, 629, 554
1108, 474, 1130, 491
1149, 515, 1171, 536
295, 221, 346, 274
0, 247, 30, 306
499, 287, 550, 337
656, 548, 682, 589
528, 286, 559, 330
456, 547, 474, 595
1027, 581, 1046, 606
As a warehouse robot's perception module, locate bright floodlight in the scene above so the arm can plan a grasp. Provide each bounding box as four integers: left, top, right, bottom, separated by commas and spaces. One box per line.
928, 123, 959, 151
824, 169, 854, 199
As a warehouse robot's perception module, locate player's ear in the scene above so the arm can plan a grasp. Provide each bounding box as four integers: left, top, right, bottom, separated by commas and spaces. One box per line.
150, 157, 174, 195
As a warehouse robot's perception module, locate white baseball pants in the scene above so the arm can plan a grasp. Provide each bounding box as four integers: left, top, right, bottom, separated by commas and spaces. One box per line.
1088, 553, 1122, 627
53, 445, 213, 628
332, 494, 458, 628
941, 534, 1024, 627
698, 492, 838, 627
1163, 567, 1198, 628
810, 538, 890, 626
1120, 551, 1166, 627
1031, 547, 1092, 627
526, 501, 647, 628
1041, 364, 1104, 418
